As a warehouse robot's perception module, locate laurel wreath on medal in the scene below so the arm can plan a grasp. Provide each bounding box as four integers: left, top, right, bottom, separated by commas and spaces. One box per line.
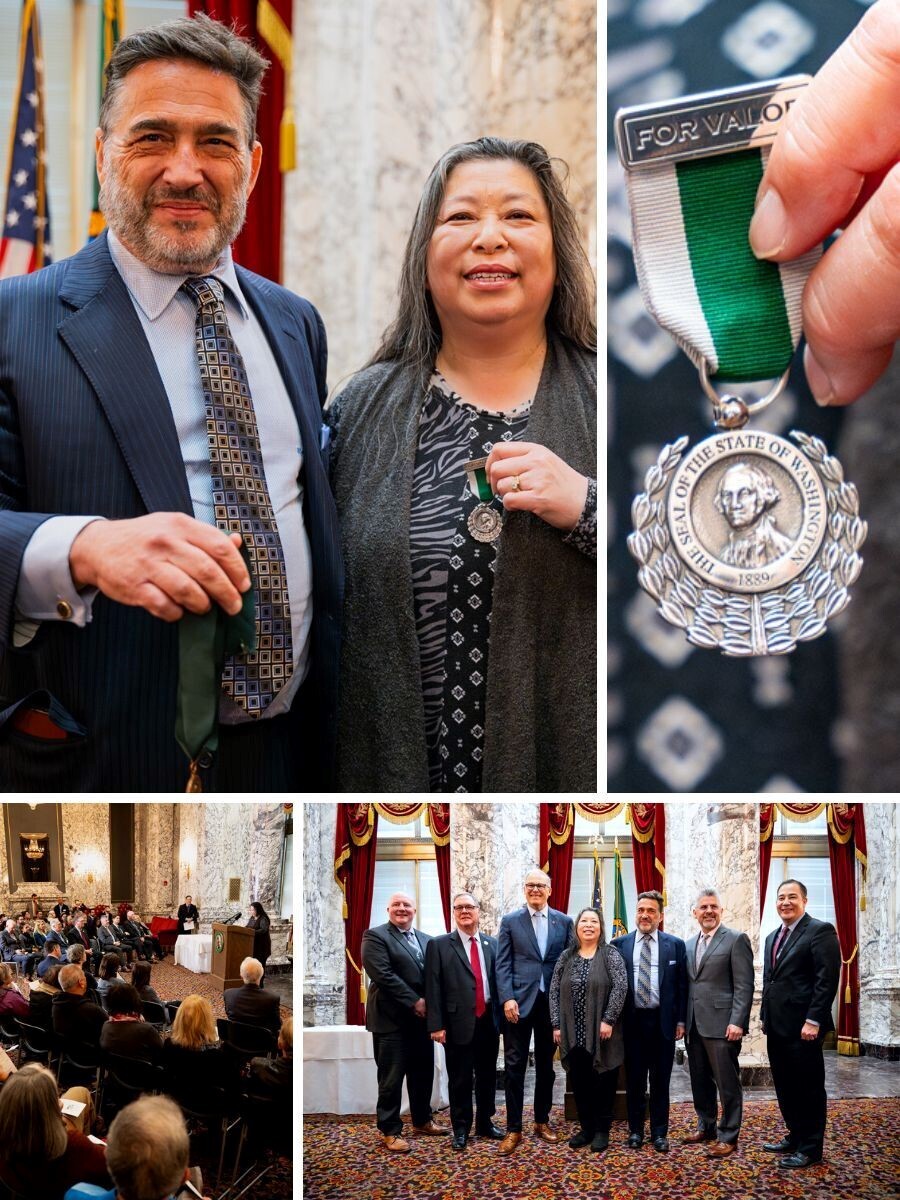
628, 432, 867, 656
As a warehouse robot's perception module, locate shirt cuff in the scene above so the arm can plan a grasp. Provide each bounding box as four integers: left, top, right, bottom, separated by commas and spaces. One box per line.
15, 516, 104, 626
562, 477, 597, 559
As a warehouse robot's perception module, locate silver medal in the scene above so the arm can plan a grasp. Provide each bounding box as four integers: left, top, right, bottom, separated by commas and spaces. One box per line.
468, 502, 502, 543
629, 427, 866, 656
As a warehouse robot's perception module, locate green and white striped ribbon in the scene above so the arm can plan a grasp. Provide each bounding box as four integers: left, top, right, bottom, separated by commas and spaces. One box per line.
464, 456, 493, 501
626, 144, 820, 382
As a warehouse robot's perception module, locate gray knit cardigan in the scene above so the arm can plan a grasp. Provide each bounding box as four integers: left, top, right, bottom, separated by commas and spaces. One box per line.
329, 334, 596, 793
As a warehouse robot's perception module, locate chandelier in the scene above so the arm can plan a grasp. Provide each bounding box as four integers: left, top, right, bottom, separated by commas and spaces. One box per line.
24, 837, 43, 860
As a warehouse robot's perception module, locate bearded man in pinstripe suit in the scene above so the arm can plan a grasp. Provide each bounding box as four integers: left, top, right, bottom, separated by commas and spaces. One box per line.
0, 16, 341, 791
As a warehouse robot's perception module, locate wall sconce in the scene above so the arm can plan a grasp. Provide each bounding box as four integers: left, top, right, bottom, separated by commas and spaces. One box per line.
180, 837, 197, 883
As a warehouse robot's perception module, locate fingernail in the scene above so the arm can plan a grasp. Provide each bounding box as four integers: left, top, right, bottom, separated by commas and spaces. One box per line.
804, 346, 836, 407
749, 188, 788, 259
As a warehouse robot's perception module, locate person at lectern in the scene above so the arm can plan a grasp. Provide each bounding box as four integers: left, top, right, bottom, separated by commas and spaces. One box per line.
177, 896, 200, 936
246, 901, 271, 976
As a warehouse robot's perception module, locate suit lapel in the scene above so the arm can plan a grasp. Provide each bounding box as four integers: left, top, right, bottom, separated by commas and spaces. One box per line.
57, 236, 192, 516
656, 931, 666, 990
449, 929, 473, 975
388, 922, 421, 966
521, 907, 542, 957
695, 925, 725, 976
773, 914, 810, 973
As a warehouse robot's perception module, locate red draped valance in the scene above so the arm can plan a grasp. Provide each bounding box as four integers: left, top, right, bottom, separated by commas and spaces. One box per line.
575, 803, 626, 821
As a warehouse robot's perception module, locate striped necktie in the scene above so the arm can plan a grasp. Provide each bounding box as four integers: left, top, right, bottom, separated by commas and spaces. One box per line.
181, 276, 292, 716
637, 933, 652, 1005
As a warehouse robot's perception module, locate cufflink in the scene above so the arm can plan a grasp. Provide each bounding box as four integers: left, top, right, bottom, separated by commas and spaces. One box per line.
56, 599, 73, 619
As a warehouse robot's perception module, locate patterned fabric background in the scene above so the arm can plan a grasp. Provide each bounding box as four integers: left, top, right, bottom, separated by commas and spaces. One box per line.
607, 0, 872, 793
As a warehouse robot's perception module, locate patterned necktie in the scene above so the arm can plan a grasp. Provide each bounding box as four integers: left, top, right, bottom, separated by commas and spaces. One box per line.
637, 933, 652, 1005
772, 923, 790, 965
404, 930, 422, 962
181, 276, 292, 716
696, 932, 710, 968
469, 936, 486, 1018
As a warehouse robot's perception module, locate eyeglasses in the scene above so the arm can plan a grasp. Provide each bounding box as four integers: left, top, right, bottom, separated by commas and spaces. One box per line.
525, 884, 549, 891
453, 905, 477, 912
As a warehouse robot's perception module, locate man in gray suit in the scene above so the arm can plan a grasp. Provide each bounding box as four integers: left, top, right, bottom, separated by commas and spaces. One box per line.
682, 888, 754, 1158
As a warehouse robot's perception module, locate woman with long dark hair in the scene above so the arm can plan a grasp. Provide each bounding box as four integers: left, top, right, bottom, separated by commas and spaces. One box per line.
247, 901, 271, 975
329, 136, 596, 792
550, 908, 627, 1153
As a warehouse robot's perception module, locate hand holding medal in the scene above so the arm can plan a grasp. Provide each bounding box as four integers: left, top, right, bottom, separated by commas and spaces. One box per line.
486, 441, 589, 530
617, 73, 868, 657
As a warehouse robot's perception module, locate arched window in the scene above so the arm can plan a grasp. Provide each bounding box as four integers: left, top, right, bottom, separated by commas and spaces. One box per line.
369, 815, 443, 935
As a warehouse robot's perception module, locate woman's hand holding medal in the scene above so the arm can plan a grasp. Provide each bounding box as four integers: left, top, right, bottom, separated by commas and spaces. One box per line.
750, 0, 900, 407
486, 440, 588, 531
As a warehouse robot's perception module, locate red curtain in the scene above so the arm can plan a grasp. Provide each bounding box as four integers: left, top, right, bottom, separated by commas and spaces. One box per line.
333, 803, 378, 1026
187, 0, 291, 282
759, 803, 775, 917
827, 804, 867, 1056
539, 803, 574, 913
629, 803, 666, 927
426, 804, 451, 931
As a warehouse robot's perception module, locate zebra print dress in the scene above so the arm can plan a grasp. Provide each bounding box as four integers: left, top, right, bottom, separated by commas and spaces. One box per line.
412, 372, 594, 792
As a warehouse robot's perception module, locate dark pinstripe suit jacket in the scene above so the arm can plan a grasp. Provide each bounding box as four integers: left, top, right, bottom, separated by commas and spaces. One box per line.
0, 233, 342, 791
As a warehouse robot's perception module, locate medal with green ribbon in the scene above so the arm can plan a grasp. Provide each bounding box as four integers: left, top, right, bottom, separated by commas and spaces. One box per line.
463, 455, 503, 543
617, 77, 866, 656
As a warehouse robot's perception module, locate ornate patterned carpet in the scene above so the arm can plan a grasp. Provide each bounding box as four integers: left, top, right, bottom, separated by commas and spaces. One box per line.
141, 957, 291, 1023
303, 1099, 899, 1199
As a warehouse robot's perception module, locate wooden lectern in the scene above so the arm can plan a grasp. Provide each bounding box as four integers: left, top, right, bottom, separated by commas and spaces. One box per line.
211, 923, 255, 990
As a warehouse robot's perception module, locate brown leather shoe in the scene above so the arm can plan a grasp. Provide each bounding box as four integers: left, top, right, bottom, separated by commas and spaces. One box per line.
534, 1123, 562, 1144
499, 1132, 522, 1155
382, 1135, 410, 1153
682, 1130, 716, 1143
707, 1142, 736, 1158
412, 1121, 450, 1136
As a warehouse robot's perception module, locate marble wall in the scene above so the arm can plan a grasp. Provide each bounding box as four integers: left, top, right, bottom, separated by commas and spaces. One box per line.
858, 802, 900, 1052
302, 802, 345, 1025
61, 804, 112, 905
285, 0, 596, 390
450, 801, 541, 936
133, 802, 177, 917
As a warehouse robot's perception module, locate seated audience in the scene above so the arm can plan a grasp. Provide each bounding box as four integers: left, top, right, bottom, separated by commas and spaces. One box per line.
29, 962, 63, 1030
0, 961, 29, 1019
224, 957, 281, 1035
112, 914, 143, 963
248, 1015, 292, 1101
45, 919, 70, 958
161, 994, 234, 1095
101, 985, 163, 1063
33, 919, 49, 947
131, 961, 164, 1007
38, 940, 65, 978
1, 917, 35, 977
0, 1062, 112, 1198
106, 1094, 211, 1200
97, 915, 133, 968
124, 911, 163, 962
52, 964, 106, 1046
97, 952, 128, 997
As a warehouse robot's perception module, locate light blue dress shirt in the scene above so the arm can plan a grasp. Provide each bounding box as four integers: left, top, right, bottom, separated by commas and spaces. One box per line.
14, 231, 313, 720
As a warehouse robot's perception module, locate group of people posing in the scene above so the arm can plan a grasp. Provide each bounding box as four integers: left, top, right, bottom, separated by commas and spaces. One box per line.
0, 12, 596, 794
362, 872, 841, 1172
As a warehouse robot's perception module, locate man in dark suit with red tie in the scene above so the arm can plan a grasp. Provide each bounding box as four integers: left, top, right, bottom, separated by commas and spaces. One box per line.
425, 892, 503, 1150
361, 893, 448, 1153
761, 878, 840, 1169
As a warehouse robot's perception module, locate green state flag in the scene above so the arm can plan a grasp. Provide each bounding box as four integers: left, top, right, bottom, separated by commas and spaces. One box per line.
89, 0, 125, 240
612, 844, 628, 938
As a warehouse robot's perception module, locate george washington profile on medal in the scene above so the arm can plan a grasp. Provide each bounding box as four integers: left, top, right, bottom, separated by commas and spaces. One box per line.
713, 461, 793, 568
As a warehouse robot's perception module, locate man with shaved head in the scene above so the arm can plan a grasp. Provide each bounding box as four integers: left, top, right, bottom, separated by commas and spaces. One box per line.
361, 893, 447, 1152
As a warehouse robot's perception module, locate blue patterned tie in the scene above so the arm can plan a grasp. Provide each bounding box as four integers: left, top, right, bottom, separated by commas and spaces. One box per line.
182, 276, 292, 716
637, 933, 652, 1006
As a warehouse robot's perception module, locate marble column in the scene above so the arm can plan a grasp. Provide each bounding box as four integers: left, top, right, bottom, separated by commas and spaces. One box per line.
286, 0, 596, 390
449, 802, 541, 937
133, 803, 177, 918
302, 802, 345, 1026
859, 802, 900, 1058
665, 803, 768, 1072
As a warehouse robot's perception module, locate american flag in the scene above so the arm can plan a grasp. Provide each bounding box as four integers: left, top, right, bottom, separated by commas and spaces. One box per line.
0, 0, 52, 279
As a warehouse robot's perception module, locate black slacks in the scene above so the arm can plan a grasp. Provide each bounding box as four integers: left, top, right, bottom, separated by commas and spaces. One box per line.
503, 990, 556, 1131
567, 1046, 617, 1137
445, 1010, 499, 1134
372, 1019, 435, 1135
686, 1022, 743, 1143
767, 1030, 828, 1158
624, 1007, 675, 1139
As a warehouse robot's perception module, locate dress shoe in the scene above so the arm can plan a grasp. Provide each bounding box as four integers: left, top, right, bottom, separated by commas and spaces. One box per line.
568, 1130, 591, 1149
534, 1123, 561, 1144
452, 1131, 468, 1151
779, 1152, 816, 1169
382, 1135, 410, 1153
498, 1132, 522, 1155
707, 1141, 735, 1158
653, 1137, 670, 1153
412, 1121, 449, 1136
682, 1130, 716, 1144
591, 1132, 610, 1153
475, 1123, 504, 1140
763, 1138, 794, 1153
626, 1133, 643, 1149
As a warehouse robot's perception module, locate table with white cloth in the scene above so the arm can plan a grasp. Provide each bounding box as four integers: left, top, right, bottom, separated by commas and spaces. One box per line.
303, 1024, 448, 1115
174, 934, 212, 973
